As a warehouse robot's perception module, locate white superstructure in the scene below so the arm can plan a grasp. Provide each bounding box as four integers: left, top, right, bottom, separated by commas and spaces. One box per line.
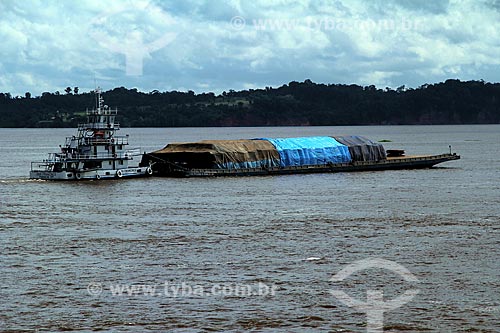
30, 88, 152, 180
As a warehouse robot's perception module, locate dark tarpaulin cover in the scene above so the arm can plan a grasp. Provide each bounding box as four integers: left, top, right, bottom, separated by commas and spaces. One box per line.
332, 135, 386, 161
259, 136, 351, 167
150, 140, 280, 169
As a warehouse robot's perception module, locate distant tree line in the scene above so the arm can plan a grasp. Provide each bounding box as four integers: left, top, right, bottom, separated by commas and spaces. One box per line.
0, 79, 499, 127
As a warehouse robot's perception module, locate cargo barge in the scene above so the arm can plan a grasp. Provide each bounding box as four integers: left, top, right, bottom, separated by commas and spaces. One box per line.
140, 136, 460, 177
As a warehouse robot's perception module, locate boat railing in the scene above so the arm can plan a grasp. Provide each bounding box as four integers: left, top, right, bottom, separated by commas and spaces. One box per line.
78, 123, 120, 130
32, 151, 135, 165
30, 153, 64, 171
30, 161, 51, 171
66, 152, 134, 160
82, 136, 129, 145
64, 135, 129, 146
86, 108, 118, 116
37, 153, 64, 162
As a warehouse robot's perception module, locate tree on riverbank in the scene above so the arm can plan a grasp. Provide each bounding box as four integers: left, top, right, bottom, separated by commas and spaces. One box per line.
0, 79, 499, 127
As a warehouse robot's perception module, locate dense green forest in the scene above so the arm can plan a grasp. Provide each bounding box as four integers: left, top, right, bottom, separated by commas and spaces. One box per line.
1, 79, 499, 127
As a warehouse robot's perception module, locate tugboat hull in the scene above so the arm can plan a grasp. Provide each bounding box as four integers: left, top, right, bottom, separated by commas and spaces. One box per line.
30, 167, 152, 181
29, 170, 75, 180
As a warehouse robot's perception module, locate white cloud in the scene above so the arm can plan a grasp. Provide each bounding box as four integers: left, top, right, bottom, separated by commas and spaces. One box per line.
0, 0, 499, 97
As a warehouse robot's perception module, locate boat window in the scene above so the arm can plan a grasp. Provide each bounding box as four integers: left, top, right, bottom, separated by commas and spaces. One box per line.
83, 161, 102, 169
53, 163, 63, 172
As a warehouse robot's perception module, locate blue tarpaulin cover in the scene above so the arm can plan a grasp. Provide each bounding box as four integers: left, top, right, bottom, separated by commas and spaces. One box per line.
258, 136, 351, 167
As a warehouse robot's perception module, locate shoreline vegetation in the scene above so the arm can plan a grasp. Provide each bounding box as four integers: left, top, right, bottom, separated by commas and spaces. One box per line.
0, 79, 499, 128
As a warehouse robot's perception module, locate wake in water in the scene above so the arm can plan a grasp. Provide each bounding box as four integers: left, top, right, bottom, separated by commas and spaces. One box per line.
0, 178, 46, 184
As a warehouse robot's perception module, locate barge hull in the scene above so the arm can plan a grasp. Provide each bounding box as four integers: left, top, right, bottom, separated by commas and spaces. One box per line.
151, 153, 460, 178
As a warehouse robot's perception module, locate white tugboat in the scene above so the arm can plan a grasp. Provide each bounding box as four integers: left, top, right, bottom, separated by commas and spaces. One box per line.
30, 88, 152, 180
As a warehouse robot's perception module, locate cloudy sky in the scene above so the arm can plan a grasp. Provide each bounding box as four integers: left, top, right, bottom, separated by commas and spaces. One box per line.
1, 0, 500, 96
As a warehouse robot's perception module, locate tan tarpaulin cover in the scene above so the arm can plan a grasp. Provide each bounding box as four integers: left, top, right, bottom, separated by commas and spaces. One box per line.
152, 139, 280, 168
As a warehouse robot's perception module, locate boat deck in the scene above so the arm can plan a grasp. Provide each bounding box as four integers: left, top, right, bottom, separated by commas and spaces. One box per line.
387, 155, 437, 160
150, 153, 460, 178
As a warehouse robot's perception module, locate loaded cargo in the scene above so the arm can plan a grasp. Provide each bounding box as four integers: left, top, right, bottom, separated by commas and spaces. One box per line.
140, 135, 460, 177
